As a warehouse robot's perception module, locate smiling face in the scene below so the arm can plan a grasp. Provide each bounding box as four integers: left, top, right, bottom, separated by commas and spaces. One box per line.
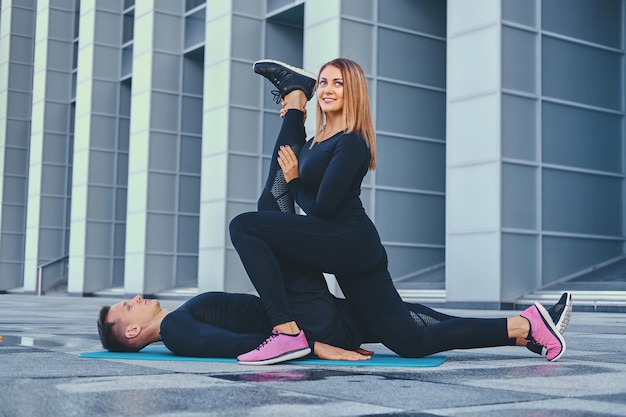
107, 295, 162, 331
317, 64, 344, 116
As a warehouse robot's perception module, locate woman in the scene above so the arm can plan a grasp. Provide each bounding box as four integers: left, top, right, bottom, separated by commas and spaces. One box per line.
230, 58, 566, 365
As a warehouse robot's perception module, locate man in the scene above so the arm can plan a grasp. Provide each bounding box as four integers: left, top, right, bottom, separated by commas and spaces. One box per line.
98, 267, 379, 360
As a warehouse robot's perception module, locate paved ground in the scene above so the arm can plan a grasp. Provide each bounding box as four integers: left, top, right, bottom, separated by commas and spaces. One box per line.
1, 293, 625, 417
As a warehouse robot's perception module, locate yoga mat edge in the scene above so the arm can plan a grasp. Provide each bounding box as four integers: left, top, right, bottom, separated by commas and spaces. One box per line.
80, 347, 446, 367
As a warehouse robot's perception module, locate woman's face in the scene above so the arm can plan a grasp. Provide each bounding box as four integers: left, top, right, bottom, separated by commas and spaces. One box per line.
317, 65, 344, 115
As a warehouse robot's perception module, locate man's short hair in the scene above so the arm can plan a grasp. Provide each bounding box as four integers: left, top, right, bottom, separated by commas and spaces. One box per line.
97, 305, 141, 352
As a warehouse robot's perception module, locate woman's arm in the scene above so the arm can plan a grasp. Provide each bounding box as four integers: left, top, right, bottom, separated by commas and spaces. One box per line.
288, 134, 370, 219
313, 341, 371, 361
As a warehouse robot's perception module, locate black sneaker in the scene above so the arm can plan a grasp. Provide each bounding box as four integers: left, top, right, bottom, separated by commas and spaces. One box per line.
526, 292, 572, 356
253, 59, 317, 104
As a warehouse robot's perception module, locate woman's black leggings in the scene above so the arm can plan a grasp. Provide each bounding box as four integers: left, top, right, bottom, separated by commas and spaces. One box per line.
230, 110, 515, 358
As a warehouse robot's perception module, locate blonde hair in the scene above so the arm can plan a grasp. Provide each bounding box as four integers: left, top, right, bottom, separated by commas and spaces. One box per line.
315, 58, 377, 170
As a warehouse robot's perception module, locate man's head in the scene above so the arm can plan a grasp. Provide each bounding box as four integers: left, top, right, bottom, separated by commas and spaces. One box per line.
97, 295, 165, 352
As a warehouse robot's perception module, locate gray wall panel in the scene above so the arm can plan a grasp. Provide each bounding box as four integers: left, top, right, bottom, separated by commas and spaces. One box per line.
542, 37, 622, 111
542, 102, 623, 173
543, 169, 623, 236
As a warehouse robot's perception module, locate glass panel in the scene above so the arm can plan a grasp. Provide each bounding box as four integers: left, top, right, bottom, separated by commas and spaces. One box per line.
185, 0, 205, 12
378, 0, 446, 38
231, 15, 262, 60
377, 81, 445, 140
542, 102, 623, 173
265, 22, 303, 68
114, 225, 127, 256
146, 215, 176, 249
502, 0, 536, 27
148, 173, 176, 212
175, 255, 198, 285
74, 1, 81, 38
46, 71, 71, 101
121, 45, 133, 78
86, 187, 114, 221
386, 246, 445, 283
149, 132, 178, 172
181, 96, 203, 134
11, 36, 35, 65
342, 0, 374, 20
123, 11, 134, 44
150, 92, 180, 132
230, 108, 261, 154
92, 80, 118, 114
377, 135, 445, 192
115, 188, 128, 221
93, 45, 121, 79
86, 223, 113, 256
375, 190, 445, 245
119, 80, 132, 117
89, 150, 115, 185
542, 36, 622, 110
502, 26, 536, 93
542, 236, 622, 283
116, 153, 129, 187
502, 163, 537, 230
502, 94, 537, 161
178, 176, 200, 213
341, 20, 374, 74
182, 53, 204, 95
227, 154, 259, 200
180, 136, 202, 174
184, 8, 205, 49
72, 40, 79, 70
543, 169, 623, 236
153, 13, 182, 52
4, 148, 28, 175
378, 28, 445, 88
542, 0, 622, 48
42, 164, 68, 195
90, 115, 117, 149
153, 52, 181, 92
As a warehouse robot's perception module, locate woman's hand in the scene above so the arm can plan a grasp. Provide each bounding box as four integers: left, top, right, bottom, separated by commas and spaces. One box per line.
277, 145, 300, 182
313, 341, 371, 361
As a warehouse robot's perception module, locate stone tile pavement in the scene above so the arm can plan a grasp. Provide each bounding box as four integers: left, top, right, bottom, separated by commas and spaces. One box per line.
1, 294, 625, 417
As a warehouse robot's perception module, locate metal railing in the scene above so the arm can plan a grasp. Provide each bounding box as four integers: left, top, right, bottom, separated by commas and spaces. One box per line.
36, 255, 69, 296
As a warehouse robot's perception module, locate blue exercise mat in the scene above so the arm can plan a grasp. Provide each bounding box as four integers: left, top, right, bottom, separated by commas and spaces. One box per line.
80, 347, 446, 367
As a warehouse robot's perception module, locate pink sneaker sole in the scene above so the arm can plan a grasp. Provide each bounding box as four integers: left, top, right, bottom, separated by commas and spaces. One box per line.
238, 346, 311, 365
237, 330, 311, 365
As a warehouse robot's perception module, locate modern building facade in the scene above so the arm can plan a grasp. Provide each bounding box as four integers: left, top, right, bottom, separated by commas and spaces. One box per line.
0, 0, 624, 309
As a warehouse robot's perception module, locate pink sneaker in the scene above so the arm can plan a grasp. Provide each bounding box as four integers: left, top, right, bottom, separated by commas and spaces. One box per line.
237, 330, 311, 365
521, 302, 566, 361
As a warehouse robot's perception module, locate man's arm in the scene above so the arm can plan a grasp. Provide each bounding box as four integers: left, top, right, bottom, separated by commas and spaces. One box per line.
160, 310, 266, 357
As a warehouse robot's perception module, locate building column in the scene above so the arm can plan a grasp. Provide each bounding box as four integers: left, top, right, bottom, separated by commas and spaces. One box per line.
124, 1, 186, 296
24, 0, 77, 294
0, 0, 36, 291
68, 0, 126, 295
197, 1, 233, 292
446, 0, 503, 307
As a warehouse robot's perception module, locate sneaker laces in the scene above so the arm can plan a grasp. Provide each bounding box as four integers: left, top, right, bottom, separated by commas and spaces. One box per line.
270, 90, 282, 104
256, 330, 280, 351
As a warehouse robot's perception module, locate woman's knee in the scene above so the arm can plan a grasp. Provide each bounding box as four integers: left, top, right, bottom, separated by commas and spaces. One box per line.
229, 212, 256, 240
